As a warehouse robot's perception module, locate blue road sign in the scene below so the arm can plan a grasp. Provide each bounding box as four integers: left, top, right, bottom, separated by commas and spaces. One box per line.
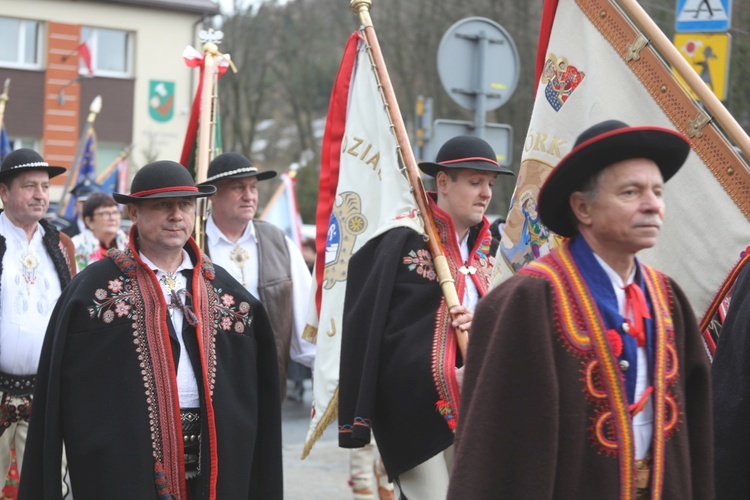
676, 0, 731, 32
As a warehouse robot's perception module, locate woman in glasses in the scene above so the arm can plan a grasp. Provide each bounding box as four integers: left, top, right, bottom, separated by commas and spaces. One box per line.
71, 192, 128, 270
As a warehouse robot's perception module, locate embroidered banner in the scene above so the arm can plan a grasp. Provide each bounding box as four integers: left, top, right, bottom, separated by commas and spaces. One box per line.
302, 32, 423, 457
493, 0, 750, 326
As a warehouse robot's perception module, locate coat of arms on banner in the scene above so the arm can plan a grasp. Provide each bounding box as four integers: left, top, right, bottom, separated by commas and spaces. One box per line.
541, 53, 585, 112
148, 80, 175, 122
323, 191, 368, 289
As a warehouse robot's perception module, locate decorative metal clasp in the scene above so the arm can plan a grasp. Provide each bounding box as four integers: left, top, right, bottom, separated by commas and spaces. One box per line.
687, 111, 711, 139
625, 34, 649, 62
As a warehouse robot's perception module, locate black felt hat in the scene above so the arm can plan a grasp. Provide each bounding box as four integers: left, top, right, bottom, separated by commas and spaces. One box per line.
418, 135, 514, 178
112, 160, 216, 204
71, 178, 101, 202
538, 119, 691, 238
0, 148, 66, 183
199, 152, 277, 185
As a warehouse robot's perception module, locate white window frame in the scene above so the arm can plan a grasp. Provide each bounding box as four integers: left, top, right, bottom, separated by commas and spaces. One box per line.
0, 17, 42, 70
79, 27, 133, 78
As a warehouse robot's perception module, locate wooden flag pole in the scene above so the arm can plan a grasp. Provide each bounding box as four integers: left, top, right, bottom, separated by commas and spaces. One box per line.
351, 0, 468, 358
0, 79, 10, 130
618, 0, 750, 160
56, 95, 102, 217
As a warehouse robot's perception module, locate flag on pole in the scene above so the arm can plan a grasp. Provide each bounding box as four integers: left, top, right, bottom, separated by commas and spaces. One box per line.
78, 40, 93, 75
493, 0, 750, 332
99, 155, 129, 195
0, 126, 10, 161
63, 128, 97, 219
302, 32, 423, 457
179, 46, 228, 179
260, 170, 304, 250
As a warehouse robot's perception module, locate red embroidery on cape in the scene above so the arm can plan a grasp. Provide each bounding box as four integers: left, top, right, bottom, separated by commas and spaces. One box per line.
402, 249, 437, 282
427, 195, 493, 432
520, 242, 681, 500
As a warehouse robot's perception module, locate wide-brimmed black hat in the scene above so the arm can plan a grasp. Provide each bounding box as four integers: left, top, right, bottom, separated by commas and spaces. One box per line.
112, 160, 215, 204
418, 135, 514, 177
199, 152, 277, 186
538, 119, 691, 238
0, 148, 66, 183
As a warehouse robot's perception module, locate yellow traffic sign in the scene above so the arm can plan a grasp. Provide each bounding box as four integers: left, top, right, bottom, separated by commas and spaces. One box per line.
673, 33, 731, 101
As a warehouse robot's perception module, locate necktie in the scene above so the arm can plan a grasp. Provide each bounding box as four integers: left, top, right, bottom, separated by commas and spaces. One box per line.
623, 282, 650, 347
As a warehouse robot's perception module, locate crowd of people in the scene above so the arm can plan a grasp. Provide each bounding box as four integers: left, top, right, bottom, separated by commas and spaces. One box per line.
0, 119, 745, 499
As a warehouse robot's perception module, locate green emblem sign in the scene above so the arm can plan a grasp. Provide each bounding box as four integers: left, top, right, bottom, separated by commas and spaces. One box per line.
148, 80, 175, 122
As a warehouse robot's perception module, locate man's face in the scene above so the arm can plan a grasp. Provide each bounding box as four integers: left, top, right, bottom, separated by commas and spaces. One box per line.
0, 170, 50, 228
211, 176, 259, 225
437, 169, 496, 231
127, 197, 195, 257
573, 158, 665, 256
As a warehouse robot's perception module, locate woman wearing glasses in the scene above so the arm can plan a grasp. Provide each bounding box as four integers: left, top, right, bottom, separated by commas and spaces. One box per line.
71, 192, 128, 270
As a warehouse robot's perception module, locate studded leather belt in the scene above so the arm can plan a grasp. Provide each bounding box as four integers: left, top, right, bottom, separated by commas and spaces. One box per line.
0, 372, 35, 395
181, 408, 201, 474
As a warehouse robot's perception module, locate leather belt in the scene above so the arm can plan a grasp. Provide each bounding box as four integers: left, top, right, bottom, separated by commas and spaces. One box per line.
181, 408, 201, 474
635, 457, 651, 498
0, 372, 35, 395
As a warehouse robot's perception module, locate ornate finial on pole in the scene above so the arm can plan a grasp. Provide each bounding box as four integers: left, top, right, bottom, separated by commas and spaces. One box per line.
350, 0, 373, 27
87, 95, 102, 122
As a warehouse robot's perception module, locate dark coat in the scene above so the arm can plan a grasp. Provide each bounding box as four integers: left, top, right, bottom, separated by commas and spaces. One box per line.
448, 243, 714, 499
713, 264, 750, 499
338, 197, 496, 480
19, 236, 282, 499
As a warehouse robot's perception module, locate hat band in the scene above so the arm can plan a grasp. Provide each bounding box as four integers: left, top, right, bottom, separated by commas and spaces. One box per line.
130, 185, 199, 198
440, 156, 499, 167
9, 161, 50, 170
204, 166, 259, 183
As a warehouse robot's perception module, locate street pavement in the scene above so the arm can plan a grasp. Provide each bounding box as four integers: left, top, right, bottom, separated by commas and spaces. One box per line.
282, 380, 352, 499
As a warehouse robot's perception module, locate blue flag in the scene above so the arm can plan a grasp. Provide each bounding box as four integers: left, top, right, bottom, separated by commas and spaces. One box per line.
0, 127, 10, 162
64, 130, 97, 219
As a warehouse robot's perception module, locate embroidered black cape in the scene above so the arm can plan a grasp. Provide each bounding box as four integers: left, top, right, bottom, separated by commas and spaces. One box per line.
338, 196, 496, 480
447, 241, 714, 499
19, 234, 282, 499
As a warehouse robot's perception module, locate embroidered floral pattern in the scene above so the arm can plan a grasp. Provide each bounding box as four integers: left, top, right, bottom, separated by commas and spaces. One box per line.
88, 277, 137, 324
213, 288, 252, 334
403, 249, 437, 281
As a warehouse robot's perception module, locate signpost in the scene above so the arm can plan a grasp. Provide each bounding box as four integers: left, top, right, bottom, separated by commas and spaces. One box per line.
675, 0, 731, 32
425, 17, 519, 163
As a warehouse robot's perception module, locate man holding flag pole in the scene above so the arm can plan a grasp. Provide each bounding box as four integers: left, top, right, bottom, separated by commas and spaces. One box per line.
300, 2, 514, 498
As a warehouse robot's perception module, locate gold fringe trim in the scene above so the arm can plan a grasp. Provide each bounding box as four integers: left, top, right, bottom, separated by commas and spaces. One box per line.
301, 385, 339, 459
302, 324, 318, 344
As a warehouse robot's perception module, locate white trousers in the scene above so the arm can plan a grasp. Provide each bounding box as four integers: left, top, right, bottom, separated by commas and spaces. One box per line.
394, 445, 454, 500
0, 395, 71, 498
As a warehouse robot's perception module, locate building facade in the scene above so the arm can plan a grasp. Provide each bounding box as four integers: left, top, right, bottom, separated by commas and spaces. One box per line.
0, 0, 219, 188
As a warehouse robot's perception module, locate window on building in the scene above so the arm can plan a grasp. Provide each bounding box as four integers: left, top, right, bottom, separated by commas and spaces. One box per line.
0, 17, 41, 69
80, 27, 133, 77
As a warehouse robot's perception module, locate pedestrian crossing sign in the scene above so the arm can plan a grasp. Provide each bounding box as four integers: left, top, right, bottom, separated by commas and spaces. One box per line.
673, 33, 731, 101
676, 0, 731, 32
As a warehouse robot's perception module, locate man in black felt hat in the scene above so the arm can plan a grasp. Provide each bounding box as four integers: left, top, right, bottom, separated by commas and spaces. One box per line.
20, 160, 283, 499
198, 152, 314, 401
448, 121, 713, 499
61, 178, 101, 238
338, 135, 514, 499
0, 148, 76, 497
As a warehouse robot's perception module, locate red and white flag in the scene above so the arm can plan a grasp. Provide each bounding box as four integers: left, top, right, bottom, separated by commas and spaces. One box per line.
260, 171, 304, 250
78, 41, 93, 75
494, 0, 750, 344
302, 32, 423, 456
